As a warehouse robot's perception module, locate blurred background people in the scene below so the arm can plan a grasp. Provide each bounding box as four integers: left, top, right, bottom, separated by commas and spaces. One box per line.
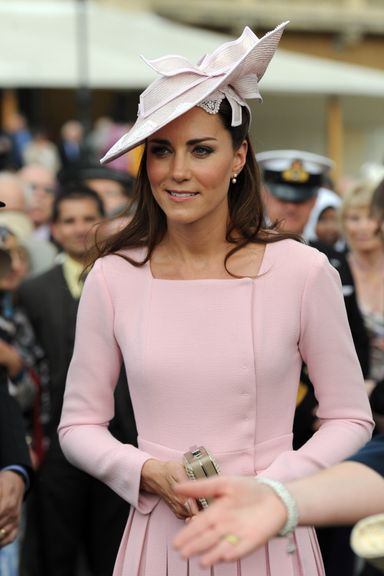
4, 113, 32, 170
89, 116, 143, 177
0, 357, 33, 576
57, 120, 84, 168
0, 171, 57, 277
18, 164, 57, 242
0, 226, 47, 458
341, 182, 384, 388
58, 162, 136, 239
18, 185, 136, 576
0, 227, 45, 576
22, 127, 61, 175
58, 163, 134, 218
304, 187, 344, 250
0, 172, 29, 215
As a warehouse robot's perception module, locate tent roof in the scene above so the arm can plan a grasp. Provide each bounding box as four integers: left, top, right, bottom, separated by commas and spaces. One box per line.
2, 1, 384, 96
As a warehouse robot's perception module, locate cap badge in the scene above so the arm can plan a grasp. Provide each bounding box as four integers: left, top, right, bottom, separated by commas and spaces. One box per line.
282, 160, 310, 183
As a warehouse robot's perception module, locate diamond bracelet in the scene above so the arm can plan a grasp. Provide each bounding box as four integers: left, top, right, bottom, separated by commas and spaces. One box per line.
255, 476, 299, 553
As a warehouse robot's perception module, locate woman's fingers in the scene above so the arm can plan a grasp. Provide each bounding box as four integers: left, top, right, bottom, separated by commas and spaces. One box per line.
175, 476, 226, 500
174, 503, 227, 548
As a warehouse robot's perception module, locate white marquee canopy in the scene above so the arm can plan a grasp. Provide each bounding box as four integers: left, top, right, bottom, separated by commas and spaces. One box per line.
1, 1, 384, 96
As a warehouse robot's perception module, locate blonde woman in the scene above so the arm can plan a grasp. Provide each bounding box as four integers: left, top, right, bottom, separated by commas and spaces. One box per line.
341, 182, 384, 385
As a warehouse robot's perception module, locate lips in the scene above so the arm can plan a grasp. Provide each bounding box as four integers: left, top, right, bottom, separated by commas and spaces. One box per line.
168, 191, 197, 198
166, 190, 199, 202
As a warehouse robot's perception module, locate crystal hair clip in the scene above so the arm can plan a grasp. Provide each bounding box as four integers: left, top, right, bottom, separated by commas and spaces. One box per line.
197, 91, 225, 115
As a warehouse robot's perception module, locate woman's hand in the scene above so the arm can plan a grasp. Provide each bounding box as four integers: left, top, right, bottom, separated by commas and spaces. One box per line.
140, 459, 200, 520
173, 476, 287, 566
0, 470, 24, 547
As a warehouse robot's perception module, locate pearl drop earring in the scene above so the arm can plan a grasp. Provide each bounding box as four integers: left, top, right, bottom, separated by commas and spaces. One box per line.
231, 173, 237, 184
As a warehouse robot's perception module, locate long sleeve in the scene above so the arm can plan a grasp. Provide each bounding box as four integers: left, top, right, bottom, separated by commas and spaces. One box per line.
0, 366, 33, 491
261, 250, 374, 481
58, 259, 153, 512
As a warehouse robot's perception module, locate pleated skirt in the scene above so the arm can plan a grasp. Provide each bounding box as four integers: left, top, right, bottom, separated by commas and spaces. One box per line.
113, 499, 325, 576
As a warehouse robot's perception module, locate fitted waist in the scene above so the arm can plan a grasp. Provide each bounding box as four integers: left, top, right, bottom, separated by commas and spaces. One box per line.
138, 434, 293, 476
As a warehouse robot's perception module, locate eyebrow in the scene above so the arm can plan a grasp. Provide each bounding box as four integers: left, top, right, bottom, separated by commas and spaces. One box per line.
148, 137, 218, 145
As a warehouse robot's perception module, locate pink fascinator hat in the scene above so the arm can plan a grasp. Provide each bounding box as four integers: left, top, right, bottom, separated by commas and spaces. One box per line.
101, 21, 288, 165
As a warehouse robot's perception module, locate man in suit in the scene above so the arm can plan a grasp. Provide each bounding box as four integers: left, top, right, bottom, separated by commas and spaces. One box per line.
18, 185, 137, 576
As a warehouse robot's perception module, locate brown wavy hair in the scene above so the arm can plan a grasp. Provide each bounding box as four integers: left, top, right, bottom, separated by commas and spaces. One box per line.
89, 99, 301, 274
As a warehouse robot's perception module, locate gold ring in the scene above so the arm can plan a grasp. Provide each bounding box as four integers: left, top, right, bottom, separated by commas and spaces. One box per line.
0, 528, 6, 539
224, 533, 240, 545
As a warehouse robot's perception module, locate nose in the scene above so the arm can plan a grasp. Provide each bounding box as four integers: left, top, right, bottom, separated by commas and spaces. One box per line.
171, 151, 190, 182
74, 220, 92, 237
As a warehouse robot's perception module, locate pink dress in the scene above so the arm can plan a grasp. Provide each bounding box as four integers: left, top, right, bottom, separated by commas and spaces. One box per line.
59, 239, 373, 576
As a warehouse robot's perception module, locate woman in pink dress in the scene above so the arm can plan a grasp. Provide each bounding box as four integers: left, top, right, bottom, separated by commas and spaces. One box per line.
58, 22, 373, 576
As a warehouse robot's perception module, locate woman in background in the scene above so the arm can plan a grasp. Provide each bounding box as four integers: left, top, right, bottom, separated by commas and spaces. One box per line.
341, 183, 384, 395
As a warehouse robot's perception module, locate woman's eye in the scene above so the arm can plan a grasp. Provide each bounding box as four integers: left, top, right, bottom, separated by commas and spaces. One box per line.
193, 146, 213, 157
346, 215, 360, 223
149, 145, 171, 157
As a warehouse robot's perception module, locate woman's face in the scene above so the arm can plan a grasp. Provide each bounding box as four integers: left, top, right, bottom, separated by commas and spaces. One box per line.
146, 107, 247, 230
343, 204, 382, 253
315, 207, 340, 246
0, 233, 30, 289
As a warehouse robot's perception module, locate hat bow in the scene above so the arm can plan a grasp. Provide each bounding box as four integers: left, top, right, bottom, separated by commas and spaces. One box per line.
137, 25, 286, 125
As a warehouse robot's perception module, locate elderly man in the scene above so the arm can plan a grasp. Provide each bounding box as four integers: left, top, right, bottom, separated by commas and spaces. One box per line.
18, 164, 57, 241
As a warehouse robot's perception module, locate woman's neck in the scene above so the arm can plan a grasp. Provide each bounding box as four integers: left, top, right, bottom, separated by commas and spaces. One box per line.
349, 248, 384, 274
153, 230, 230, 279
348, 247, 384, 315
164, 218, 229, 258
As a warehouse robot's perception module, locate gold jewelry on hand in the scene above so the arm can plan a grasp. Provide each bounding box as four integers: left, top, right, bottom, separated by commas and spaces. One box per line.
224, 533, 240, 545
0, 527, 6, 539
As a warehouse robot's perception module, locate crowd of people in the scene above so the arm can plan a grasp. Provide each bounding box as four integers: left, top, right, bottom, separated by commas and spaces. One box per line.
0, 112, 138, 576
0, 20, 383, 576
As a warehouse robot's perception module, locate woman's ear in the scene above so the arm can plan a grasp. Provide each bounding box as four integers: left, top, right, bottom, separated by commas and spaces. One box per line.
232, 139, 248, 175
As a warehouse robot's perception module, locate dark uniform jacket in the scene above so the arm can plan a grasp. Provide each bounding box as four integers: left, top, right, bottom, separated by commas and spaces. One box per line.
0, 365, 32, 484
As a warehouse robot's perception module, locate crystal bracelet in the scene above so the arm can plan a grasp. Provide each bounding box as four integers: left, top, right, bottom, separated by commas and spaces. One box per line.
255, 477, 299, 553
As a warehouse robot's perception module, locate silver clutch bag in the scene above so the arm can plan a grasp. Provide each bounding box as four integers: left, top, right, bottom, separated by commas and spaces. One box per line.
183, 445, 220, 509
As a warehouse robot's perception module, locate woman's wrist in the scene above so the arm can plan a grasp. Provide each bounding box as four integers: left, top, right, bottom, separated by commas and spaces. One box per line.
255, 477, 299, 543
140, 458, 164, 493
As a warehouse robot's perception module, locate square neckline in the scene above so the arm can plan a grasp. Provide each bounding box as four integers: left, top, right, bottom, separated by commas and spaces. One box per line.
147, 241, 272, 282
